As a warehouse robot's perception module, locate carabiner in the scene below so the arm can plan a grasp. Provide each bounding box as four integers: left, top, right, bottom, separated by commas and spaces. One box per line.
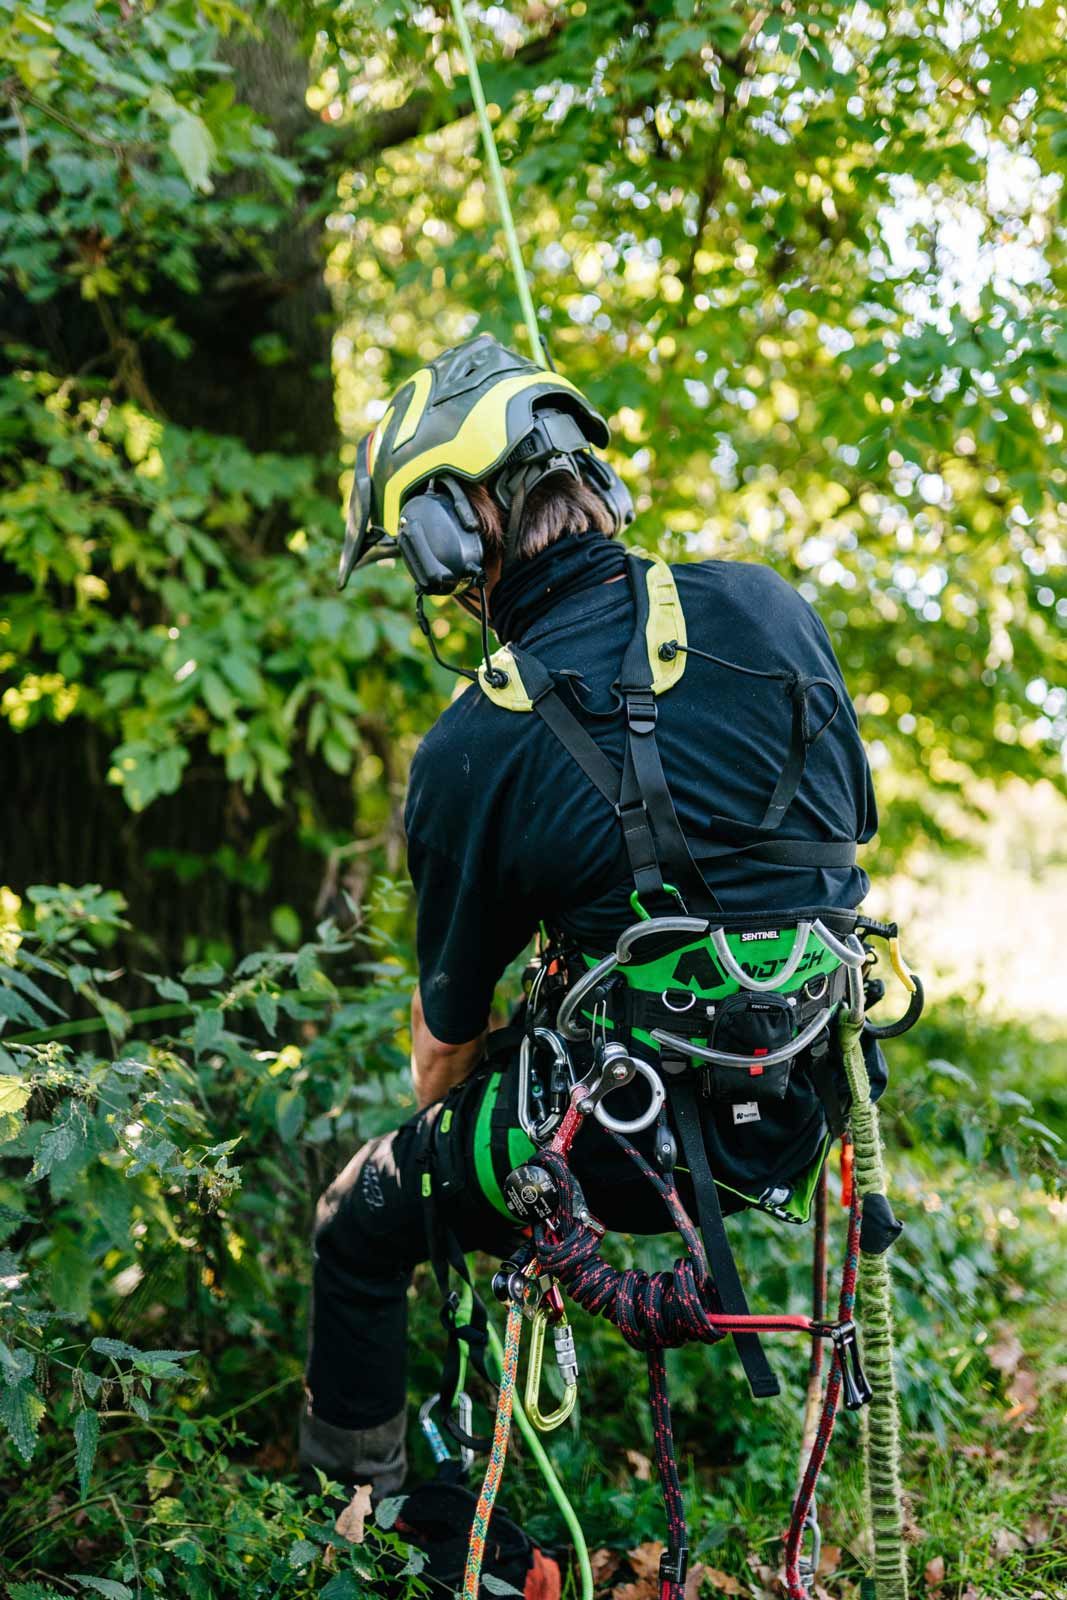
525, 1307, 579, 1432
418, 1390, 476, 1471
797, 1496, 821, 1595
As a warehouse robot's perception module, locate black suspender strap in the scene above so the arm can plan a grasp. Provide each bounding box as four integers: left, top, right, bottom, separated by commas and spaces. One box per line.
669, 1071, 780, 1399
509, 643, 670, 907
416, 1106, 494, 1452
619, 559, 720, 914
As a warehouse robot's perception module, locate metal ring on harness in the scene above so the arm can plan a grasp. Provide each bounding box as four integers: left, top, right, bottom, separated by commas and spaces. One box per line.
557, 952, 619, 1040
651, 1006, 834, 1070
661, 987, 698, 1013
589, 1055, 665, 1135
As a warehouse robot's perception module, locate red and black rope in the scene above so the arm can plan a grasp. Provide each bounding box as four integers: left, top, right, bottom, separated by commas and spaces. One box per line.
530, 1132, 839, 1600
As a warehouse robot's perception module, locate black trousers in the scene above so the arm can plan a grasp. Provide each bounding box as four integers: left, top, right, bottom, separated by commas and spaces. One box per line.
305, 1061, 683, 1429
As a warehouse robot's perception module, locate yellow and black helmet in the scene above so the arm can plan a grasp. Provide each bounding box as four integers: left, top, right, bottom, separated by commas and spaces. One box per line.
339, 334, 622, 591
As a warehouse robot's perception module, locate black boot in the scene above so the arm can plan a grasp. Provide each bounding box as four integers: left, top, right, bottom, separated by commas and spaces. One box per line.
298, 1403, 407, 1501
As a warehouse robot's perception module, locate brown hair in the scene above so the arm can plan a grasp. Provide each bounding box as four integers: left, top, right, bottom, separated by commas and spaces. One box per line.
466, 472, 614, 563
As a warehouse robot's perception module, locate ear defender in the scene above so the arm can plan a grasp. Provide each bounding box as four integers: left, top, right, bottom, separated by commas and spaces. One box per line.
396, 475, 486, 596
578, 453, 635, 536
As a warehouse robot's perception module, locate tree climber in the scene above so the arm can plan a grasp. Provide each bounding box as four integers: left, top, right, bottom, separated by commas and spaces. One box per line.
301, 332, 889, 1527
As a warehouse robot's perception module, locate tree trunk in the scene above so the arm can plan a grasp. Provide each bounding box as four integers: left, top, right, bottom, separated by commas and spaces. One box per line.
2, 16, 345, 972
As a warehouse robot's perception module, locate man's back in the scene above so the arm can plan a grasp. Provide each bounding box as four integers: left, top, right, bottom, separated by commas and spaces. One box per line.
406, 549, 876, 1045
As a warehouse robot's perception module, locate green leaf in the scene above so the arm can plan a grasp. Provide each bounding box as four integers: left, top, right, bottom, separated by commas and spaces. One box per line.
319, 1576, 361, 1600
481, 1577, 524, 1597
71, 1579, 134, 1600
275, 1088, 305, 1141
0, 1077, 30, 1116
255, 991, 278, 1035
0, 987, 44, 1028
271, 904, 301, 945
287, 1537, 318, 1569
181, 962, 225, 986
194, 1007, 224, 1055
147, 974, 189, 1003
91, 1336, 142, 1362
0, 1378, 46, 1462
74, 1407, 99, 1496
31, 1108, 87, 1182
374, 1494, 403, 1529
0, 964, 66, 1017
0, 1340, 36, 1383
168, 112, 216, 194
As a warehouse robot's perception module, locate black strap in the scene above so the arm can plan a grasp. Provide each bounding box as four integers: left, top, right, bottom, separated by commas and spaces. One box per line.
692, 838, 857, 868
416, 1101, 494, 1453
510, 642, 674, 909
669, 1072, 780, 1399
806, 1033, 847, 1139
618, 558, 721, 913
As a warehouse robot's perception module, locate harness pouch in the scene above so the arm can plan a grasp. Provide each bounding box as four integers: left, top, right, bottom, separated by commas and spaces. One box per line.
698, 1046, 830, 1221
703, 991, 796, 1103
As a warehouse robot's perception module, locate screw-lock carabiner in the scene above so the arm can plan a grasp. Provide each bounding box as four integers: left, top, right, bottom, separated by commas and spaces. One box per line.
525, 1306, 579, 1432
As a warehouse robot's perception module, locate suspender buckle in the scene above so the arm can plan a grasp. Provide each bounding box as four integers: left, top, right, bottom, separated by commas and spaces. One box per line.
625, 689, 657, 735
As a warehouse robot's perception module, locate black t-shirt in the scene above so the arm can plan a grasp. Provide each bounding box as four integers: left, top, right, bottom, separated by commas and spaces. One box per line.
405, 553, 877, 1045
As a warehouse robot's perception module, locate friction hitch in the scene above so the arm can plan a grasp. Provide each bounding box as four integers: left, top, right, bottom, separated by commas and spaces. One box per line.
812, 1318, 873, 1411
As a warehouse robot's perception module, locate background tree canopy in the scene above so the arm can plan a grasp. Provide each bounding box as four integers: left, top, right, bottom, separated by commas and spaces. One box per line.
0, 3, 1065, 1598
2, 0, 1065, 962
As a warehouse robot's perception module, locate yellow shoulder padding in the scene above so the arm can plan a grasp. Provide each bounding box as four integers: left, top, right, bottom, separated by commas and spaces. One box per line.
638, 552, 687, 694
478, 647, 534, 711
477, 555, 687, 711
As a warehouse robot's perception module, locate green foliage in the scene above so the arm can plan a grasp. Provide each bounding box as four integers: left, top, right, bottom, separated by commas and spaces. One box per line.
1, 886, 1064, 1594
0, 884, 427, 1591
2, 0, 1064, 921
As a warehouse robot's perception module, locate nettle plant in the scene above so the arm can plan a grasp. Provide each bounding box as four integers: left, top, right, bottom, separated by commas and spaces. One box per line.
0, 882, 431, 1594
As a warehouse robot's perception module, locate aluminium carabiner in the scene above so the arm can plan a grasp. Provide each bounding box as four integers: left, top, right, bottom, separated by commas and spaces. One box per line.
525, 1306, 579, 1432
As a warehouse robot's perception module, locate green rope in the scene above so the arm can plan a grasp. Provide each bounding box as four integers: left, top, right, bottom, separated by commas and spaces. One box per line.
486, 1313, 594, 1600
840, 1015, 909, 1600
448, 0, 546, 369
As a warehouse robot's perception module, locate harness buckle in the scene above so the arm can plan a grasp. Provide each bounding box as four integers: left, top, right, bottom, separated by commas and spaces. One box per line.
625, 689, 657, 735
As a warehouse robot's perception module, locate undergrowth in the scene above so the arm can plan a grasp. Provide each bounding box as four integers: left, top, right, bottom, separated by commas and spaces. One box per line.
0, 886, 1063, 1599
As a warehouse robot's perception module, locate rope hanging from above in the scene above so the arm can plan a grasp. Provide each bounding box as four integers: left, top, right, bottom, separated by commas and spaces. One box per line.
449, 0, 547, 370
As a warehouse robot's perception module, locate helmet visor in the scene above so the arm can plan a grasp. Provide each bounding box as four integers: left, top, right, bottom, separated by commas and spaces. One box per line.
338, 433, 381, 589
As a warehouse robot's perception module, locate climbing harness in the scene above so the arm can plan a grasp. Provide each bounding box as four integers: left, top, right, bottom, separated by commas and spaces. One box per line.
441, 918, 917, 1600
415, 541, 922, 1598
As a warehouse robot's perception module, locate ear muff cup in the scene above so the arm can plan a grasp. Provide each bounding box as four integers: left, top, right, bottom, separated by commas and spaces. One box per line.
396, 480, 486, 595
578, 452, 634, 534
